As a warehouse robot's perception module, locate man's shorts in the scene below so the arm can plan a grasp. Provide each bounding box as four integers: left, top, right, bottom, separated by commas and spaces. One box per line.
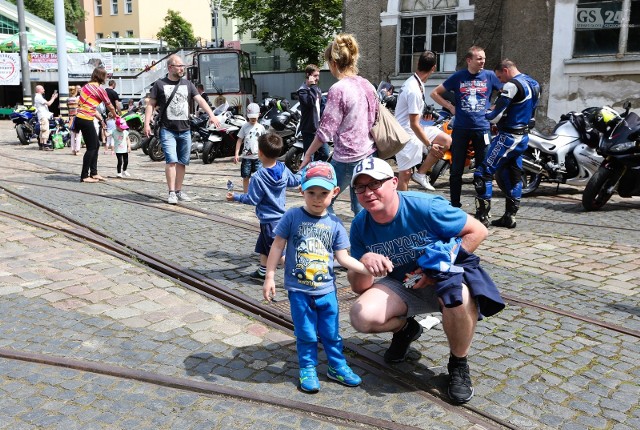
376, 276, 441, 317
241, 158, 262, 178
395, 126, 442, 171
160, 128, 191, 165
255, 221, 278, 256
39, 116, 51, 141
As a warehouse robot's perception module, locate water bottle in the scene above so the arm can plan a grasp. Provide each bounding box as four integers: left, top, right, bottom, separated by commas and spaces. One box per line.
226, 180, 234, 191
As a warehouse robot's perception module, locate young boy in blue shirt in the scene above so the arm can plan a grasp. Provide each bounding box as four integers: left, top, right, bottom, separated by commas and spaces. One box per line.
263, 161, 380, 393
226, 132, 300, 280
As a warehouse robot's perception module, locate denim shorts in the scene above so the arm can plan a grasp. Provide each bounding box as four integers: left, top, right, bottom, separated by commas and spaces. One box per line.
240, 158, 262, 178
160, 128, 191, 165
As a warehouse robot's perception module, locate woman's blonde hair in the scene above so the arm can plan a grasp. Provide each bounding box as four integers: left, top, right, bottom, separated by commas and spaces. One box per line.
324, 33, 359, 76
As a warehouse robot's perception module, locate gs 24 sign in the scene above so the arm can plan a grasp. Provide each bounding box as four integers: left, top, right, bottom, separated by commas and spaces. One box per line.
576, 6, 623, 29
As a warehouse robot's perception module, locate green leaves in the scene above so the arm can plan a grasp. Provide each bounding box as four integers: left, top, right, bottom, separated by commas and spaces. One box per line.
221, 0, 342, 69
156, 10, 197, 49
8, 0, 86, 34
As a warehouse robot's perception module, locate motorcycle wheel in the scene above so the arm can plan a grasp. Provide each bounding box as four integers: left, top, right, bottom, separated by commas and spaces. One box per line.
141, 136, 151, 155
148, 137, 165, 161
16, 125, 29, 145
429, 159, 449, 185
284, 146, 304, 173
201, 141, 217, 164
582, 166, 615, 211
128, 131, 143, 150
495, 154, 542, 196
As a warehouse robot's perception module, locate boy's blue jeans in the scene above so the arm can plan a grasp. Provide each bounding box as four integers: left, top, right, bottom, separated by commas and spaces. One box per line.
288, 290, 347, 369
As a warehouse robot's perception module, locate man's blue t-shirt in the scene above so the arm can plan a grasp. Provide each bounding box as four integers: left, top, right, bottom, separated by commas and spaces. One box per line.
276, 207, 350, 295
350, 192, 468, 282
443, 69, 502, 130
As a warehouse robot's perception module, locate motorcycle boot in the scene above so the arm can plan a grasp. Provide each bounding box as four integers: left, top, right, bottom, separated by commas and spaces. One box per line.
474, 198, 491, 227
492, 197, 519, 228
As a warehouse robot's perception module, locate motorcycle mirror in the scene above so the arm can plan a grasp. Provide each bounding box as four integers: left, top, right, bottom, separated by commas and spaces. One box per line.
623, 101, 631, 115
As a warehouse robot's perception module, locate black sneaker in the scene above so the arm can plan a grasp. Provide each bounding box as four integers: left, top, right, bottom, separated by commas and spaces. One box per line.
383, 317, 423, 363
447, 361, 474, 404
249, 270, 265, 282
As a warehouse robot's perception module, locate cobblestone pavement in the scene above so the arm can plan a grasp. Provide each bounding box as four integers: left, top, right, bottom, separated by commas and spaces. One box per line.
1, 121, 640, 429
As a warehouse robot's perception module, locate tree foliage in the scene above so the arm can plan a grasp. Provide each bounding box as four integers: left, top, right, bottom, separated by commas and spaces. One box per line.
8, 0, 85, 34
220, 0, 342, 70
156, 10, 197, 49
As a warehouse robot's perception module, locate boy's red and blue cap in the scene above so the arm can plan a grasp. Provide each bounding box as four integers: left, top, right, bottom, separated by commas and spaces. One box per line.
301, 161, 337, 191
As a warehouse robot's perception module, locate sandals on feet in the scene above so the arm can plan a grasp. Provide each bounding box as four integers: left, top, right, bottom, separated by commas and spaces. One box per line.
80, 177, 99, 183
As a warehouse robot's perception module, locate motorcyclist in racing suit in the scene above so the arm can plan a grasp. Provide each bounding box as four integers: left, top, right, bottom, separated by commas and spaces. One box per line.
473, 59, 540, 228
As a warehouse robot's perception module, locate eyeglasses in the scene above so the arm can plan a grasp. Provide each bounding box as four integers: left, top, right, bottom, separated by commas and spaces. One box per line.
170, 64, 186, 68
354, 177, 392, 194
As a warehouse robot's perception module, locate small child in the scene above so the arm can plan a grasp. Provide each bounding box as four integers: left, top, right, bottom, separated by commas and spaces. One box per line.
263, 161, 376, 393
234, 103, 266, 193
227, 133, 300, 280
113, 117, 132, 178
104, 111, 116, 154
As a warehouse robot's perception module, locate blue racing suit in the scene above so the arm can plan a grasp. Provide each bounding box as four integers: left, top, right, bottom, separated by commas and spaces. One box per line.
474, 73, 540, 202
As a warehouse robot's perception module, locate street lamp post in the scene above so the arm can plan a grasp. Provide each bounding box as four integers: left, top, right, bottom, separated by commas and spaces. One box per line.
210, 0, 222, 47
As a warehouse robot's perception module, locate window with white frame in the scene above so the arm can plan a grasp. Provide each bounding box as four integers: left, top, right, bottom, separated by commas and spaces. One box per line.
96, 32, 104, 39
126, 30, 134, 37
399, 13, 457, 73
95, 0, 103, 16
112, 31, 119, 38
125, 0, 133, 14
574, 0, 639, 56
111, 0, 118, 15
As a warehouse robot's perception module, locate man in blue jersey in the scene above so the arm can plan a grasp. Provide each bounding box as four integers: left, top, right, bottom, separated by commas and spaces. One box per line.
431, 46, 502, 210
347, 157, 504, 405
473, 59, 540, 228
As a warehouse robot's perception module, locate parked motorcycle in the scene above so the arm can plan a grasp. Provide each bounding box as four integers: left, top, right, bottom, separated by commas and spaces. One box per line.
419, 109, 467, 186
148, 110, 219, 162
498, 109, 602, 196
582, 102, 640, 211
45, 118, 71, 149
10, 106, 37, 145
260, 98, 299, 154
284, 137, 334, 174
377, 81, 397, 112
201, 110, 246, 164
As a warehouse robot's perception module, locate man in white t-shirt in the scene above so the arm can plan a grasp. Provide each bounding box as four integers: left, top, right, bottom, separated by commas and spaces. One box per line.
394, 51, 450, 191
34, 85, 58, 151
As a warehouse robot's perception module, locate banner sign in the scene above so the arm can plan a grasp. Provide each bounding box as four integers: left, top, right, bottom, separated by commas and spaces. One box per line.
25, 52, 114, 75
0, 53, 20, 85
66, 52, 114, 76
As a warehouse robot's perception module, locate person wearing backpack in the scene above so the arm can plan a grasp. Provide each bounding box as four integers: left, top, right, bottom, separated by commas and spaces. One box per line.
473, 59, 540, 228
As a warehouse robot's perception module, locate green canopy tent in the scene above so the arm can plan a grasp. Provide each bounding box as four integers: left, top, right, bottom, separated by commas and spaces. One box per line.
0, 33, 85, 53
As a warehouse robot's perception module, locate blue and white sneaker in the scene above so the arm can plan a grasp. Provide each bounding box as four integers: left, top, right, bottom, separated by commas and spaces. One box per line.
327, 364, 361, 387
299, 367, 320, 393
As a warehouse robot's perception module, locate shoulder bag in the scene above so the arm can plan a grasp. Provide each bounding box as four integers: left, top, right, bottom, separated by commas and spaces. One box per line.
367, 86, 411, 160
153, 78, 182, 136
